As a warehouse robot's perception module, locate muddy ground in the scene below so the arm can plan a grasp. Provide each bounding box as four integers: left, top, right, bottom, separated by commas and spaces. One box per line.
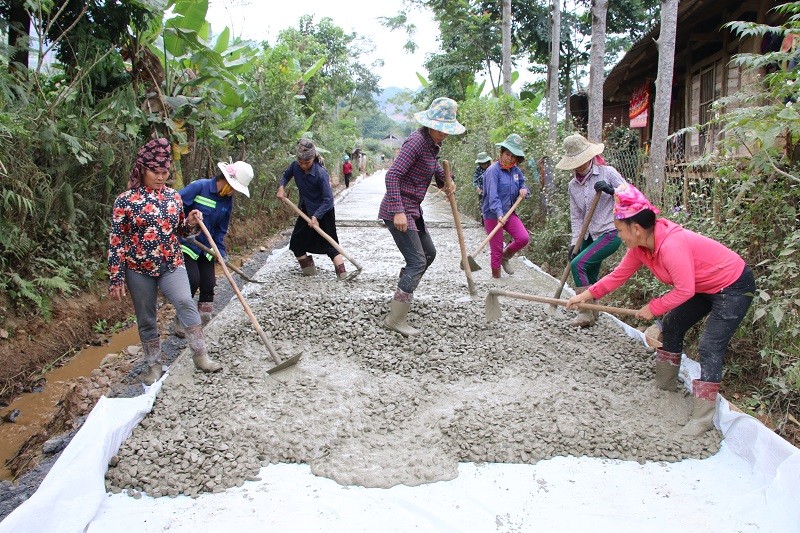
0, 173, 722, 518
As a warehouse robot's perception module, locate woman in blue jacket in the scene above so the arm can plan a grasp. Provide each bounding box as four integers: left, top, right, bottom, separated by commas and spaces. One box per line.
176, 160, 253, 336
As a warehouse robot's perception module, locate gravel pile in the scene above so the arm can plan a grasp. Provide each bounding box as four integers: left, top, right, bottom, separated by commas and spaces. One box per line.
105, 226, 720, 497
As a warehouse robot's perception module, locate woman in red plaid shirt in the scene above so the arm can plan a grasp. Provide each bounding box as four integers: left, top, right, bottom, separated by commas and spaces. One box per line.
378, 97, 465, 336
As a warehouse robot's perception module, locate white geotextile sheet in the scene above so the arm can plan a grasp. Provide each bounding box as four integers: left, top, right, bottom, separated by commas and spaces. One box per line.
2, 261, 799, 532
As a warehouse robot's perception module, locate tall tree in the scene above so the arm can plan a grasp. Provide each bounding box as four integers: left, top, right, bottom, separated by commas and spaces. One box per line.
502, 0, 512, 95
547, 0, 560, 144
646, 0, 678, 201
587, 0, 607, 142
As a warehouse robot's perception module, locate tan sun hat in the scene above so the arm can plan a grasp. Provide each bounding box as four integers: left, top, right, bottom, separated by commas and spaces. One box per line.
555, 133, 605, 170
217, 161, 254, 197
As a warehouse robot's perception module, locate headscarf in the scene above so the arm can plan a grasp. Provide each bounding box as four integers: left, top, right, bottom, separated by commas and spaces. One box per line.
296, 139, 316, 162
128, 138, 172, 189
613, 183, 661, 220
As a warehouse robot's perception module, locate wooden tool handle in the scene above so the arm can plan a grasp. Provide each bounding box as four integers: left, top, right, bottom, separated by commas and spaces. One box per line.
553, 190, 602, 300
471, 194, 525, 257
443, 160, 477, 296
490, 288, 640, 317
197, 220, 282, 364
281, 197, 363, 270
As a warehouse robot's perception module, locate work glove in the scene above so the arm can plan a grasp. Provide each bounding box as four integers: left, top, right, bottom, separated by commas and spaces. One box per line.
594, 180, 615, 195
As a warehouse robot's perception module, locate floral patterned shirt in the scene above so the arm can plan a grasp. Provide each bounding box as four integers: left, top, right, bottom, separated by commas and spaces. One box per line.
107, 185, 194, 289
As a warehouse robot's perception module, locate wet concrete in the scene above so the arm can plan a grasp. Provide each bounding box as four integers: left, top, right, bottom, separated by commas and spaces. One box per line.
105, 171, 720, 497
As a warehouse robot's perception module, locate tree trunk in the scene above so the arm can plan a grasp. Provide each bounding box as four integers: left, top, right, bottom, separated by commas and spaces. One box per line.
7, 0, 31, 73
587, 0, 608, 143
647, 0, 679, 203
502, 0, 512, 95
547, 0, 561, 144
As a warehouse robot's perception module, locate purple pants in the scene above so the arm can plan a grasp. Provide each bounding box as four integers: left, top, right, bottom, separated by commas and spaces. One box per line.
483, 213, 530, 270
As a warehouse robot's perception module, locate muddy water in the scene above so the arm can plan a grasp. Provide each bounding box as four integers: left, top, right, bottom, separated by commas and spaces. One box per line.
0, 327, 140, 480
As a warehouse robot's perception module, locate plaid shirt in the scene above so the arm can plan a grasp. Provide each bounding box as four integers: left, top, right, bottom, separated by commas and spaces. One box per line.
378, 128, 444, 231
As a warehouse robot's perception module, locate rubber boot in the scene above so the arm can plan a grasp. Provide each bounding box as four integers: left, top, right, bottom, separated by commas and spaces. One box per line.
501, 249, 515, 275
492, 268, 502, 279
198, 301, 213, 326
173, 316, 186, 338
681, 380, 720, 436
185, 324, 222, 373
383, 290, 420, 336
570, 287, 596, 327
141, 337, 164, 385
335, 263, 347, 280
654, 348, 681, 391
298, 255, 317, 276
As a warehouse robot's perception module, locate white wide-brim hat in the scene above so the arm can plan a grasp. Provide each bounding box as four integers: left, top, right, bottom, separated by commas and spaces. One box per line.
217, 161, 253, 197
555, 134, 604, 170
414, 97, 466, 135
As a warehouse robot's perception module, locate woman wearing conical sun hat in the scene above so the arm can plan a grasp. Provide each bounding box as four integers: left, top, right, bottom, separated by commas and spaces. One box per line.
556, 133, 628, 327
378, 97, 465, 336
480, 134, 531, 278
567, 183, 755, 436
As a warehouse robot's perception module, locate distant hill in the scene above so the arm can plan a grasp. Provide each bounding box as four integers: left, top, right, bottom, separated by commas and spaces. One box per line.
377, 86, 418, 122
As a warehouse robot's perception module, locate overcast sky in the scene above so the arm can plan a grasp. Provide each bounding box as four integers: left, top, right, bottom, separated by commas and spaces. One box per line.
206, 0, 441, 90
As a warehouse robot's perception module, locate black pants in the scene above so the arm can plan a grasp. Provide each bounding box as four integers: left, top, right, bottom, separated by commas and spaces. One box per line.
344, 173, 352, 187
662, 266, 755, 382
183, 254, 217, 302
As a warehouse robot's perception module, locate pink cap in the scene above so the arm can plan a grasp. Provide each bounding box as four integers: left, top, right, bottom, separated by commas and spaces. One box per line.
613, 183, 661, 219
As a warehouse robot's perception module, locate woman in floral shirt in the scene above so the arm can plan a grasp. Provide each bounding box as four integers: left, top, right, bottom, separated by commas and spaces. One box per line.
108, 138, 222, 384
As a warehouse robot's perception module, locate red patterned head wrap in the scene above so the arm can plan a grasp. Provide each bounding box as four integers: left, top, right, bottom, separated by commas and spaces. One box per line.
128, 138, 172, 189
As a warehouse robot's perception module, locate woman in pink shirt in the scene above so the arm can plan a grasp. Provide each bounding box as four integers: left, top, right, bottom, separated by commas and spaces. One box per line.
567, 184, 755, 436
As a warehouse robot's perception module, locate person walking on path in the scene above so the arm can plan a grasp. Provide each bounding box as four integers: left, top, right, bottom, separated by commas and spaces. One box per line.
378, 97, 465, 336
107, 138, 223, 385
480, 134, 530, 279
277, 138, 348, 280
342, 155, 353, 188
174, 160, 254, 337
556, 133, 627, 327
473, 151, 492, 196
566, 183, 755, 436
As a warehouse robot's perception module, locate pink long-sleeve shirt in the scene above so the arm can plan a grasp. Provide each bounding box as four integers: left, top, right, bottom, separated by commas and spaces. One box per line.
589, 218, 746, 316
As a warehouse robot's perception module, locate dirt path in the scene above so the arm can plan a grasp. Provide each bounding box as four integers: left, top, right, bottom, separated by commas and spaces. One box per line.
101, 171, 720, 497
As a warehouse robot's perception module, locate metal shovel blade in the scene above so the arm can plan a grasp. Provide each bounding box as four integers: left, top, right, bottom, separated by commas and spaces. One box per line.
485, 290, 502, 322
266, 352, 302, 375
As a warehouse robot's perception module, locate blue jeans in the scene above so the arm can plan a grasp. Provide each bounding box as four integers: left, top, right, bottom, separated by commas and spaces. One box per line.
662, 266, 755, 382
384, 216, 436, 294
125, 266, 201, 342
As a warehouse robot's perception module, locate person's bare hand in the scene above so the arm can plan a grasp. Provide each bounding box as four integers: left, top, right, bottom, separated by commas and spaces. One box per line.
276, 186, 286, 200
186, 209, 203, 226
636, 304, 654, 320
310, 216, 319, 228
109, 285, 126, 300
566, 290, 592, 309
394, 212, 408, 232
519, 188, 529, 199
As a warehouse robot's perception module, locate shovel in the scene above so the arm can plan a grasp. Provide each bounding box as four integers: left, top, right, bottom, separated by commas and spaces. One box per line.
197, 220, 301, 374
281, 197, 363, 281
552, 189, 602, 304
442, 160, 477, 296
187, 237, 266, 284
463, 194, 524, 272
485, 287, 639, 322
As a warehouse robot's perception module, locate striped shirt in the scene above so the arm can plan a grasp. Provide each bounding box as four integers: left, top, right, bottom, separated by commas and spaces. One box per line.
378, 128, 445, 231
568, 164, 627, 245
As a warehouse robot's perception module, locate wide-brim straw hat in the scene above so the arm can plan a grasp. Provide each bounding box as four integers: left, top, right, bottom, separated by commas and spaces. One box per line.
414, 97, 466, 135
475, 151, 492, 164
217, 161, 254, 197
555, 134, 605, 170
496, 133, 525, 159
